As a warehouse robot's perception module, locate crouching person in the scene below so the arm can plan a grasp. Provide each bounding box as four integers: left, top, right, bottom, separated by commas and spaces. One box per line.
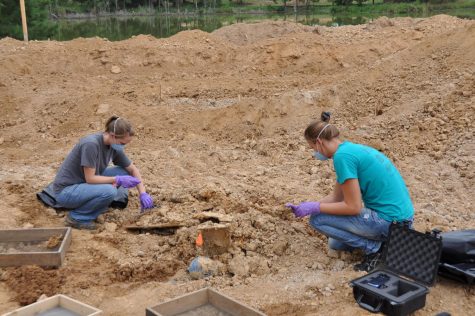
286, 112, 414, 271
49, 116, 154, 230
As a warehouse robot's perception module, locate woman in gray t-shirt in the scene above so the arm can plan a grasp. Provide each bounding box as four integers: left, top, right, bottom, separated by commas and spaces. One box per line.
52, 116, 154, 229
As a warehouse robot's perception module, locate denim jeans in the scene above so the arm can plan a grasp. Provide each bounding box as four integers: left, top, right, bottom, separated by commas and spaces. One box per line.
56, 166, 129, 223
309, 208, 395, 255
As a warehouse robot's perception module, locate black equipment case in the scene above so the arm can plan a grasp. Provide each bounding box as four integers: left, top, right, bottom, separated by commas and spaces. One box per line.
350, 222, 443, 316
438, 229, 475, 285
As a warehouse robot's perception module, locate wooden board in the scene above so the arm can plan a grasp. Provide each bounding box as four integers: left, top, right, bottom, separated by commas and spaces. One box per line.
146, 287, 266, 316
125, 222, 184, 235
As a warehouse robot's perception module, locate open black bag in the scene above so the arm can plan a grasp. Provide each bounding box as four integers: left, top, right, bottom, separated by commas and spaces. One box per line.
438, 229, 475, 285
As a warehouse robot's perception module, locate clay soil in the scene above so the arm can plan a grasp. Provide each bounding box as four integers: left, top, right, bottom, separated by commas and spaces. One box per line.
0, 15, 474, 315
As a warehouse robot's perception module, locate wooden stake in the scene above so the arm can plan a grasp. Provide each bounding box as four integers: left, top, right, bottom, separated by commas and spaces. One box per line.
19, 0, 28, 42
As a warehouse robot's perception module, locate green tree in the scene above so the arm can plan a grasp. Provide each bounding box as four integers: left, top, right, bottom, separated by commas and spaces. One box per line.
0, 0, 55, 39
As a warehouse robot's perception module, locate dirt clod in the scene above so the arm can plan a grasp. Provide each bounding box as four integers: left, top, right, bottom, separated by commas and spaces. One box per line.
46, 234, 63, 249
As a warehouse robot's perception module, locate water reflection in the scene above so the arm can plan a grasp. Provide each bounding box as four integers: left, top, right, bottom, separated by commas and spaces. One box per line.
50, 14, 371, 41
9, 10, 475, 41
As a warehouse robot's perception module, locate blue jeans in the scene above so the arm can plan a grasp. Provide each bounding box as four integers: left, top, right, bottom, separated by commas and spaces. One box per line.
56, 167, 129, 223
309, 208, 394, 255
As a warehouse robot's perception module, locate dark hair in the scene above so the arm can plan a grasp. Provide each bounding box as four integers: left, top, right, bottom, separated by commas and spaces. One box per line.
105, 116, 134, 138
304, 111, 340, 142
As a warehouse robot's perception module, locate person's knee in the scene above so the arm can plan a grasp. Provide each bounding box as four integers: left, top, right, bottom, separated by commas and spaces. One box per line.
309, 213, 322, 229
328, 238, 353, 251
328, 238, 341, 250
100, 185, 117, 201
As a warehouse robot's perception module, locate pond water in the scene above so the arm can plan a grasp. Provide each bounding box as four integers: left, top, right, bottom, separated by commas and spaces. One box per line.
11, 8, 475, 41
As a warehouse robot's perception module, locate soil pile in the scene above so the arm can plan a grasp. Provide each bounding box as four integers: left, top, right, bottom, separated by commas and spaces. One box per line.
212, 20, 315, 45
3, 265, 65, 305
0, 15, 474, 316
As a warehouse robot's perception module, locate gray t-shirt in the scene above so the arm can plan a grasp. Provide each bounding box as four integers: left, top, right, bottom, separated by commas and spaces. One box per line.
53, 133, 131, 193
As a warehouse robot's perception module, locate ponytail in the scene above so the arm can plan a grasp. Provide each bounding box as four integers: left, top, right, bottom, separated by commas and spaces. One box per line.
304, 111, 340, 142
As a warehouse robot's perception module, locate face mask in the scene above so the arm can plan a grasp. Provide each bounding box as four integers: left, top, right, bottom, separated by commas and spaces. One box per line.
111, 143, 125, 152
312, 140, 329, 161
313, 150, 329, 161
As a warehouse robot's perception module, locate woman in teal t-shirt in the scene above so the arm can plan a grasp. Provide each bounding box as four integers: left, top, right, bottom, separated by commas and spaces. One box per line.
286, 112, 414, 272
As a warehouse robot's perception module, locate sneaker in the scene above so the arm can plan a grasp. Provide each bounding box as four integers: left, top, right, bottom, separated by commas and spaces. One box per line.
353, 252, 382, 272
65, 215, 97, 230
353, 251, 381, 272
354, 243, 385, 272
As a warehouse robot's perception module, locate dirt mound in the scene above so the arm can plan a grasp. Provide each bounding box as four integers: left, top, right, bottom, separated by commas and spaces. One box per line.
212, 20, 315, 45
4, 266, 65, 305
0, 15, 474, 316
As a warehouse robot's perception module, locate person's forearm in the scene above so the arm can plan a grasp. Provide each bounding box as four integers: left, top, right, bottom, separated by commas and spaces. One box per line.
320, 201, 361, 216
319, 182, 344, 203
129, 168, 146, 194
85, 175, 115, 185
319, 193, 339, 203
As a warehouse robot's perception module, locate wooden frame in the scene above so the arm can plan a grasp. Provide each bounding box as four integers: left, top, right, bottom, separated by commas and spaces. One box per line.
146, 287, 266, 316
0, 227, 72, 267
2, 294, 102, 316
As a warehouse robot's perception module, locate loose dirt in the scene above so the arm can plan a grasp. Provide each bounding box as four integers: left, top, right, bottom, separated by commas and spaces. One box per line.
46, 234, 63, 249
0, 15, 474, 315
0, 241, 51, 253
3, 265, 65, 305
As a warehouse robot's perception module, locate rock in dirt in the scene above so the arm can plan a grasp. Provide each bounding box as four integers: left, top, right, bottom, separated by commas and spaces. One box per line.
272, 238, 289, 256
110, 65, 121, 74
327, 249, 340, 259
96, 214, 105, 224
228, 255, 250, 277
104, 222, 117, 232
248, 256, 270, 276
22, 222, 34, 229
332, 259, 346, 271
37, 294, 48, 301
96, 103, 111, 114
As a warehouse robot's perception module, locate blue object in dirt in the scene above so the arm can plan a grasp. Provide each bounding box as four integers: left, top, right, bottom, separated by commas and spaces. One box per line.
188, 257, 202, 273
188, 256, 213, 279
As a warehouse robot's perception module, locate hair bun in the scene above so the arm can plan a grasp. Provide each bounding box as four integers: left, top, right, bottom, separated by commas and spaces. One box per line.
321, 111, 331, 122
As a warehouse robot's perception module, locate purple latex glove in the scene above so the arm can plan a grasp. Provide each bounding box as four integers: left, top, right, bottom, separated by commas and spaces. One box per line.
140, 192, 154, 211
285, 201, 321, 218
115, 175, 141, 188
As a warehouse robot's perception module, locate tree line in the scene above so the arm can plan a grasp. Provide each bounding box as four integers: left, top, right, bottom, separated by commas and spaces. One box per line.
1, 0, 460, 20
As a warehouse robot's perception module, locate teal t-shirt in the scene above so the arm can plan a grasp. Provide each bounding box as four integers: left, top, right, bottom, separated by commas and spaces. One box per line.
333, 141, 414, 222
